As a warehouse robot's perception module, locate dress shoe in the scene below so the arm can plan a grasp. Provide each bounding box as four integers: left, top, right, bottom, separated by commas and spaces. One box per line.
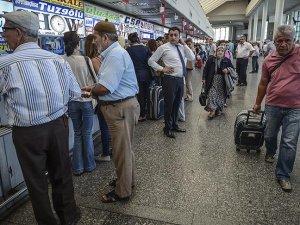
164, 129, 175, 138
173, 126, 186, 132
277, 179, 292, 192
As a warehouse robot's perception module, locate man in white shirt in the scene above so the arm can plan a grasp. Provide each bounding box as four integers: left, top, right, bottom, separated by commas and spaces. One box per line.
236, 35, 254, 86
148, 27, 194, 138
250, 42, 260, 73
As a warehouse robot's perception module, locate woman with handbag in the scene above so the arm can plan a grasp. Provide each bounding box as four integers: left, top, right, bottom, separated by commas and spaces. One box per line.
202, 46, 234, 119
63, 31, 96, 175
84, 34, 111, 162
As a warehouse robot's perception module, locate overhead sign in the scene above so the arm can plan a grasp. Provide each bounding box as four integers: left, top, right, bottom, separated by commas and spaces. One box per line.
14, 0, 85, 37
84, 2, 119, 35
140, 20, 154, 33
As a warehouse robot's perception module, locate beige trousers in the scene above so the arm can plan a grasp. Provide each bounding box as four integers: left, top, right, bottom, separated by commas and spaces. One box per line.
185, 70, 193, 100
101, 97, 140, 198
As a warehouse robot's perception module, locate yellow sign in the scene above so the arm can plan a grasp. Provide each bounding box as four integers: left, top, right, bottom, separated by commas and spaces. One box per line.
43, 0, 83, 10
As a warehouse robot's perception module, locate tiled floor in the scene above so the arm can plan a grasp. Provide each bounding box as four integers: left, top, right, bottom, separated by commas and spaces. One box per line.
2, 60, 300, 225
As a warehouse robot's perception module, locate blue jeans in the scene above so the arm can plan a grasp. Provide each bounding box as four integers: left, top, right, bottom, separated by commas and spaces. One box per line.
69, 101, 96, 174
264, 105, 300, 179
97, 110, 111, 156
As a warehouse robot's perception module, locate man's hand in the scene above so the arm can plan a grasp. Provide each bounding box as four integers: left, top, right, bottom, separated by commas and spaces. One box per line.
81, 85, 94, 98
253, 104, 261, 113
179, 39, 186, 45
163, 66, 174, 74
222, 68, 228, 74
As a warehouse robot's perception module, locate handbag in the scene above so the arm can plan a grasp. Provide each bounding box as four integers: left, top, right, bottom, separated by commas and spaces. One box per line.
199, 84, 206, 106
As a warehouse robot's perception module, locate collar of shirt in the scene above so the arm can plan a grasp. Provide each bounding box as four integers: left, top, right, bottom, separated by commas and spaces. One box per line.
101, 42, 119, 59
14, 42, 40, 52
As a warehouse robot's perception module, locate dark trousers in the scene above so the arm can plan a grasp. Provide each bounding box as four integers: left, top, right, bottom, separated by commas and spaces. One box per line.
137, 80, 150, 118
252, 56, 259, 72
236, 58, 249, 84
162, 75, 184, 131
97, 110, 111, 156
12, 116, 78, 225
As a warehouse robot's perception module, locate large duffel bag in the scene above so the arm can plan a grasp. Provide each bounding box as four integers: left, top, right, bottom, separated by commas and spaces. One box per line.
148, 85, 164, 120
234, 110, 266, 152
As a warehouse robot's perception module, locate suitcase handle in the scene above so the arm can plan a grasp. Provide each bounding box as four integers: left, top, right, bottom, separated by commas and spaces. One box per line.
246, 110, 265, 125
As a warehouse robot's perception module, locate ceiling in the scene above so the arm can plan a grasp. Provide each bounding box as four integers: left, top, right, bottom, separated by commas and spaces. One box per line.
198, 0, 238, 14
90, 0, 184, 29
203, 0, 300, 28
87, 0, 300, 32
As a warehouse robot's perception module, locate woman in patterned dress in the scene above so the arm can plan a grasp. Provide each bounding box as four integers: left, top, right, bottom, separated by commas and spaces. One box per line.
202, 46, 234, 119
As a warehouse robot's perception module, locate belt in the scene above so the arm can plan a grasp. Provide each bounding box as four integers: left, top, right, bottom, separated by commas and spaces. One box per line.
98, 96, 135, 106
164, 75, 184, 79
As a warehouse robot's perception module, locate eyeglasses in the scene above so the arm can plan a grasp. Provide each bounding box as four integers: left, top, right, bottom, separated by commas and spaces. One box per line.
2, 27, 17, 32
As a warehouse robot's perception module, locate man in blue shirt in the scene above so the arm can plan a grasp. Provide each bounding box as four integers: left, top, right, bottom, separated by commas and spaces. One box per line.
82, 20, 140, 203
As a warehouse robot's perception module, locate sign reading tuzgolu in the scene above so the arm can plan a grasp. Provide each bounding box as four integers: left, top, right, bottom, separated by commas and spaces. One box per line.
13, 0, 85, 37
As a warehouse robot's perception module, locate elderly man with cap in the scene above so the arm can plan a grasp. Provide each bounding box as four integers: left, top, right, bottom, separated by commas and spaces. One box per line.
82, 20, 139, 203
0, 11, 81, 224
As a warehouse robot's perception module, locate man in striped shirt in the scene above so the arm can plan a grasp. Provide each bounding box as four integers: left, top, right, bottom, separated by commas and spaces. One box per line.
0, 11, 81, 225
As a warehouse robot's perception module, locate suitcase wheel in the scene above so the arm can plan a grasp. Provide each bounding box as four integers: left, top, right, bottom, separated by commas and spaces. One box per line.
236, 147, 240, 151
256, 148, 261, 153
247, 149, 250, 153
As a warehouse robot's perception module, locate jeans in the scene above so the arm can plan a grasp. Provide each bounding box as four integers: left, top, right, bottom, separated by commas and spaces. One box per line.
252, 56, 259, 72
69, 101, 96, 174
97, 110, 111, 156
264, 105, 300, 179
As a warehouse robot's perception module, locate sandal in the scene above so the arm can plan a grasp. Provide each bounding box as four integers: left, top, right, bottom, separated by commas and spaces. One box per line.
101, 190, 130, 203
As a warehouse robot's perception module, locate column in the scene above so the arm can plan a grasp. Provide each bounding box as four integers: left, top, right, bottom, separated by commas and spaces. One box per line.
253, 10, 259, 41
273, 0, 285, 39
260, 0, 269, 42
248, 15, 253, 41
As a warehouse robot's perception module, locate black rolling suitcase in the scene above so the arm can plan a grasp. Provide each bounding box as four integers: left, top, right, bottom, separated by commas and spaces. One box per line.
148, 85, 164, 120
234, 110, 266, 152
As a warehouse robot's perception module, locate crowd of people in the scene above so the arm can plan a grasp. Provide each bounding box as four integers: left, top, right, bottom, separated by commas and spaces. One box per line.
0, 10, 299, 225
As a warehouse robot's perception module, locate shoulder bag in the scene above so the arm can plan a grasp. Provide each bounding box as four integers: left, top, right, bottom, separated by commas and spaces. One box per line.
84, 56, 100, 113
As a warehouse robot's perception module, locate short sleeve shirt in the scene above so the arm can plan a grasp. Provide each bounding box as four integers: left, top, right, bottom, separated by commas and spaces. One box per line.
262, 47, 300, 108
236, 41, 254, 58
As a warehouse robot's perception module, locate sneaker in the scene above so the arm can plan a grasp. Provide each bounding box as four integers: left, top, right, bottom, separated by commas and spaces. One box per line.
95, 155, 111, 162
277, 179, 292, 192
265, 154, 275, 163
208, 111, 215, 120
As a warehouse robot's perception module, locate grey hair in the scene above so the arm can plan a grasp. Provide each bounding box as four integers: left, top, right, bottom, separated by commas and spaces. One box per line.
96, 31, 118, 42
275, 25, 295, 40
7, 20, 38, 40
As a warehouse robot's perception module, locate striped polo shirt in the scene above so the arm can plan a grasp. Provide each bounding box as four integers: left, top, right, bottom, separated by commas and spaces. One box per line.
0, 42, 81, 127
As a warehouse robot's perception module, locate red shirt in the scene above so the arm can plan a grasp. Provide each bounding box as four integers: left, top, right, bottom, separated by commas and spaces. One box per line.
262, 47, 300, 108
